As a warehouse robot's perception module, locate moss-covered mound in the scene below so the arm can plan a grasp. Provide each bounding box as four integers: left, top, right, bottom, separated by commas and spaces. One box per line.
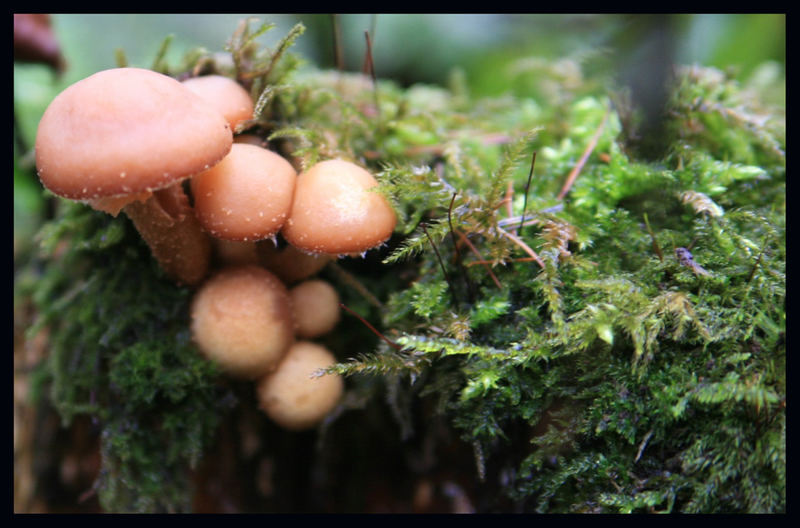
15, 20, 784, 513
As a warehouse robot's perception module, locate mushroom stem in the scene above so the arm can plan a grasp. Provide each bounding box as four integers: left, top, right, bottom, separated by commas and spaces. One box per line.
122, 184, 211, 286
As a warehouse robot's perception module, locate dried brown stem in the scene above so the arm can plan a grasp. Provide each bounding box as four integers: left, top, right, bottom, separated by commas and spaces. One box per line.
498, 227, 545, 269
340, 303, 401, 351
519, 151, 537, 234
327, 261, 383, 308
331, 14, 344, 71
363, 30, 381, 126
466, 256, 539, 267
455, 231, 502, 289
448, 193, 475, 302
422, 223, 458, 305
503, 180, 514, 218
557, 109, 609, 200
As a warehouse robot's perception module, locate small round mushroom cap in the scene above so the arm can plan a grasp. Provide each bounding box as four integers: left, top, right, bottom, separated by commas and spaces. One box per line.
35, 67, 233, 202
182, 75, 254, 132
289, 280, 341, 338
192, 144, 297, 241
256, 341, 344, 431
190, 266, 294, 379
281, 159, 396, 255
257, 241, 333, 284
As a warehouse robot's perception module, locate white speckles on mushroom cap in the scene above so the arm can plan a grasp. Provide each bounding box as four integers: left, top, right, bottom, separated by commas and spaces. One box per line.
190, 266, 294, 379
35, 67, 233, 201
281, 159, 396, 254
192, 143, 297, 241
256, 341, 344, 431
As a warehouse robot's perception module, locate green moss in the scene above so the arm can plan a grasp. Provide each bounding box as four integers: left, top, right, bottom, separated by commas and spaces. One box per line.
17, 19, 784, 512
21, 203, 233, 512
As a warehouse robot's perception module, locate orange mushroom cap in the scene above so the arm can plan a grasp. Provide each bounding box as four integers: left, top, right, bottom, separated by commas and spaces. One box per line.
190, 266, 294, 379
35, 67, 233, 202
191, 143, 297, 242
281, 159, 396, 255
182, 74, 255, 132
256, 341, 344, 431
289, 279, 341, 338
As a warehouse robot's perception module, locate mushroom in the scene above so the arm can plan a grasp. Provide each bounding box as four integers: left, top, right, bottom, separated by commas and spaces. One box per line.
212, 238, 260, 266
34, 67, 233, 285
256, 341, 343, 431
281, 159, 396, 255
182, 74, 255, 133
289, 279, 341, 338
191, 143, 297, 242
256, 240, 333, 284
190, 265, 294, 379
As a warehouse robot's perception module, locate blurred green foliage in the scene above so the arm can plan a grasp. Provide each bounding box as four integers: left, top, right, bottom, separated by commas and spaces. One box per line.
13, 14, 785, 251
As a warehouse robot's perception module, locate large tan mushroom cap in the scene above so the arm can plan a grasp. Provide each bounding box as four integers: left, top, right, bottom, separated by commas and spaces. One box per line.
190, 266, 294, 379
281, 159, 396, 255
289, 279, 341, 338
192, 144, 297, 241
182, 75, 255, 132
35, 67, 233, 201
256, 341, 344, 431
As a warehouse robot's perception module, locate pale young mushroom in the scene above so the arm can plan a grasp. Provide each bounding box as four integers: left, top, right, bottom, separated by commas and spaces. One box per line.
256, 341, 344, 431
257, 240, 333, 284
281, 159, 396, 255
190, 266, 294, 379
191, 143, 297, 242
289, 279, 341, 338
182, 74, 255, 132
34, 67, 233, 285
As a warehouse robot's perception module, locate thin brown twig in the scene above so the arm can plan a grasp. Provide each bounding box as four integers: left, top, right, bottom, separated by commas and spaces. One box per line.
503, 180, 514, 219
519, 151, 537, 233
557, 108, 609, 200
340, 303, 401, 351
498, 227, 546, 268
466, 256, 539, 267
363, 30, 381, 126
362, 30, 374, 76
448, 193, 476, 302
327, 262, 383, 308
456, 231, 502, 289
331, 14, 344, 71
643, 213, 664, 262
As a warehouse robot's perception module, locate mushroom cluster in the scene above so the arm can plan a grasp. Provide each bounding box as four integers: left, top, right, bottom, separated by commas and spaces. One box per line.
35, 67, 397, 283
35, 66, 398, 430
35, 67, 233, 285
190, 266, 345, 430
